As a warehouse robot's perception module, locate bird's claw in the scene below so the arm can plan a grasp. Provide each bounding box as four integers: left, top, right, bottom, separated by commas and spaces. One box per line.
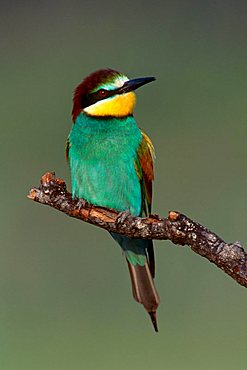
76, 198, 90, 210
116, 210, 132, 227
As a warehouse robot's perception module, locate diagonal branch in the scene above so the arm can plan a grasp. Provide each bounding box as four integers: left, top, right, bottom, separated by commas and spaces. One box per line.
28, 172, 247, 288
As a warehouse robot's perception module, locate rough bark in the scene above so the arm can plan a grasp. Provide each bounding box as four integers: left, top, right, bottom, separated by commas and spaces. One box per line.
28, 172, 247, 288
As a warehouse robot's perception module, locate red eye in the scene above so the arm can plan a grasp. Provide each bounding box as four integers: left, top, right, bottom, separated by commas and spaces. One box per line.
99, 89, 106, 97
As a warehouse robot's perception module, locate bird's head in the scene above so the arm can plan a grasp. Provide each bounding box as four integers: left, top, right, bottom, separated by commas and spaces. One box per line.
72, 68, 155, 121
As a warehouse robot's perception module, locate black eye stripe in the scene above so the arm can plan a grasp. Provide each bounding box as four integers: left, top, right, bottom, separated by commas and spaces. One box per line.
81, 88, 117, 109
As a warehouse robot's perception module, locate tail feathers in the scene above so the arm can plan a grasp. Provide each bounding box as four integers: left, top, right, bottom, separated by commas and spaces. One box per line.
149, 311, 158, 332
110, 233, 159, 331
127, 260, 160, 332
147, 242, 155, 278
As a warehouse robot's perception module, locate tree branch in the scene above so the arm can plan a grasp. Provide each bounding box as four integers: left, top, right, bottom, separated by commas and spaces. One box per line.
28, 172, 247, 288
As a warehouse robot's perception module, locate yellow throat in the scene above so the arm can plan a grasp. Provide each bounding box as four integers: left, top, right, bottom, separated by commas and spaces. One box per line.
83, 91, 136, 117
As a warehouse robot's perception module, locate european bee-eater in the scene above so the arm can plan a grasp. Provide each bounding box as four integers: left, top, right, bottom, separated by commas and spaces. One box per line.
67, 68, 160, 331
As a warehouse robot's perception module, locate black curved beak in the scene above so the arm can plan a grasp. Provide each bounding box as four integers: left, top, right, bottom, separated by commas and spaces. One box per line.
118, 76, 156, 94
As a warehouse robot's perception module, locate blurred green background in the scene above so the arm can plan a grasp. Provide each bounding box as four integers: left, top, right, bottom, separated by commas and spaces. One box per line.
1, 1, 247, 369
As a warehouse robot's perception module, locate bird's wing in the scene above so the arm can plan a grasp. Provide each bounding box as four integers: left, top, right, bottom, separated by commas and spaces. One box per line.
135, 131, 155, 217
65, 138, 71, 162
135, 131, 155, 277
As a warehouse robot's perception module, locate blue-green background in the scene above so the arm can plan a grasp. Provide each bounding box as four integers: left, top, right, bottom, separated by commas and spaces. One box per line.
1, 1, 247, 369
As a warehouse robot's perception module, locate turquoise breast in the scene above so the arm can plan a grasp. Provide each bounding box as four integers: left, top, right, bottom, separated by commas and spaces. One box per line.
68, 113, 143, 216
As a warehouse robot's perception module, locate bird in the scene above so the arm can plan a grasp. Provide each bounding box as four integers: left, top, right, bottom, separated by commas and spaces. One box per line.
66, 68, 160, 331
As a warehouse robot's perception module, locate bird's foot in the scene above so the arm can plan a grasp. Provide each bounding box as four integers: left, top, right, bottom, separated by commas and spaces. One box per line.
116, 210, 132, 228
76, 197, 91, 210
